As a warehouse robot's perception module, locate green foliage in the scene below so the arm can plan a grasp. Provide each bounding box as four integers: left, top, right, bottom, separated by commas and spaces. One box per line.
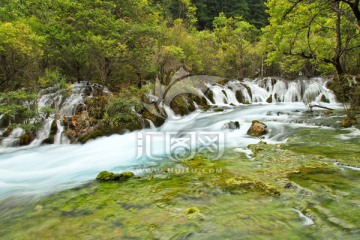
105, 90, 143, 128
40, 107, 56, 116
263, 0, 360, 77
0, 21, 43, 89
38, 69, 67, 89
0, 90, 38, 125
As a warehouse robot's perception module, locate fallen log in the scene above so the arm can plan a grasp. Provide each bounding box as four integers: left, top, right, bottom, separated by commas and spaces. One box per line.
309, 104, 334, 110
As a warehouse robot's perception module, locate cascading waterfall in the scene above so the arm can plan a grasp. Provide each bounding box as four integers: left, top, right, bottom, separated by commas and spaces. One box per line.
0, 82, 111, 149
207, 77, 336, 106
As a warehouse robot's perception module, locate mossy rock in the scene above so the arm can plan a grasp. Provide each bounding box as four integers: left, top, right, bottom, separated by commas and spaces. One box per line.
341, 117, 357, 128
324, 110, 334, 115
19, 134, 32, 146
2, 126, 14, 137
96, 171, 135, 182
170, 95, 191, 116
204, 89, 214, 104
224, 177, 280, 195
235, 90, 244, 103
214, 108, 224, 112
78, 129, 106, 144
50, 120, 58, 136
266, 95, 273, 103
242, 101, 251, 105
182, 155, 207, 167
141, 109, 165, 127
42, 136, 54, 145
320, 95, 330, 103
202, 105, 211, 111
183, 207, 202, 219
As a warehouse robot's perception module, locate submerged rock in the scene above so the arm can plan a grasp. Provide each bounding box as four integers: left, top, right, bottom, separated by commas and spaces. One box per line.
183, 207, 202, 219
96, 171, 135, 182
247, 120, 267, 137
223, 121, 240, 130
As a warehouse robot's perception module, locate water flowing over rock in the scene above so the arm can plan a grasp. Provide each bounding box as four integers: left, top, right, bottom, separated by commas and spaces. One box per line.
206, 77, 336, 106
0, 82, 111, 149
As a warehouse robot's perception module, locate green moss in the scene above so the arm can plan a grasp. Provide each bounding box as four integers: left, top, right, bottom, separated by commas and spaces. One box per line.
324, 110, 334, 115
235, 90, 243, 103
19, 133, 32, 146
242, 101, 251, 104
266, 95, 273, 103
50, 120, 58, 136
2, 126, 14, 137
183, 207, 202, 219
78, 130, 105, 144
341, 117, 357, 128
41, 136, 54, 145
214, 108, 224, 112
202, 105, 211, 111
96, 171, 135, 182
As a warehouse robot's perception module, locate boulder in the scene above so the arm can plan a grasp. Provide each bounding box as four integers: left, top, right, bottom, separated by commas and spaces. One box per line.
96, 171, 135, 182
247, 120, 267, 137
341, 117, 357, 128
19, 134, 32, 146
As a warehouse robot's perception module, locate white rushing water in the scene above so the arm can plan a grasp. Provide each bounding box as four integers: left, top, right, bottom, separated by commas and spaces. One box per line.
0, 101, 342, 199
207, 77, 336, 106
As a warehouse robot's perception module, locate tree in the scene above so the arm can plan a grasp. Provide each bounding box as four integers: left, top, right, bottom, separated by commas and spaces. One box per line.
0, 21, 43, 90
213, 13, 260, 78
263, 0, 360, 77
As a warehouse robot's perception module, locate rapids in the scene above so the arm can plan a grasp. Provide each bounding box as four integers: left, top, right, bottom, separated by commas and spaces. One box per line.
0, 102, 341, 199
0, 76, 344, 199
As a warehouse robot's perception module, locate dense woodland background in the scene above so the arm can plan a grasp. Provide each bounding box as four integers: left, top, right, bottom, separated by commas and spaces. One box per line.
0, 0, 359, 137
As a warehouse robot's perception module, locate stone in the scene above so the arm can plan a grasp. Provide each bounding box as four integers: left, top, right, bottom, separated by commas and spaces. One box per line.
341, 117, 357, 128
247, 120, 267, 137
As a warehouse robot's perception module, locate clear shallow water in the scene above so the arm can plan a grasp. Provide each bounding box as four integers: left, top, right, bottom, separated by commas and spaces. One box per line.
0, 102, 342, 199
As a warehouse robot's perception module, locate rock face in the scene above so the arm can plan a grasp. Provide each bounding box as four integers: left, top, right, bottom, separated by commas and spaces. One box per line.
247, 120, 267, 137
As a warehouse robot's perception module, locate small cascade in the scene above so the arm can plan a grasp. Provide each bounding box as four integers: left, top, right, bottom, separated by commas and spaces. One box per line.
146, 119, 157, 130
54, 120, 70, 144
1, 128, 25, 148
30, 118, 54, 146
223, 88, 240, 105
0, 82, 111, 149
210, 85, 228, 105
163, 104, 179, 119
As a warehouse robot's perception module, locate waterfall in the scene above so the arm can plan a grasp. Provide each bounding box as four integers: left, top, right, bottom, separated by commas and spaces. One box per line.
208, 77, 336, 106
1, 128, 25, 148
0, 82, 111, 149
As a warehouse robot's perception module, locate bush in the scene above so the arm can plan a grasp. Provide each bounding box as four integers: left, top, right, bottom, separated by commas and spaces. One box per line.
105, 90, 143, 129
